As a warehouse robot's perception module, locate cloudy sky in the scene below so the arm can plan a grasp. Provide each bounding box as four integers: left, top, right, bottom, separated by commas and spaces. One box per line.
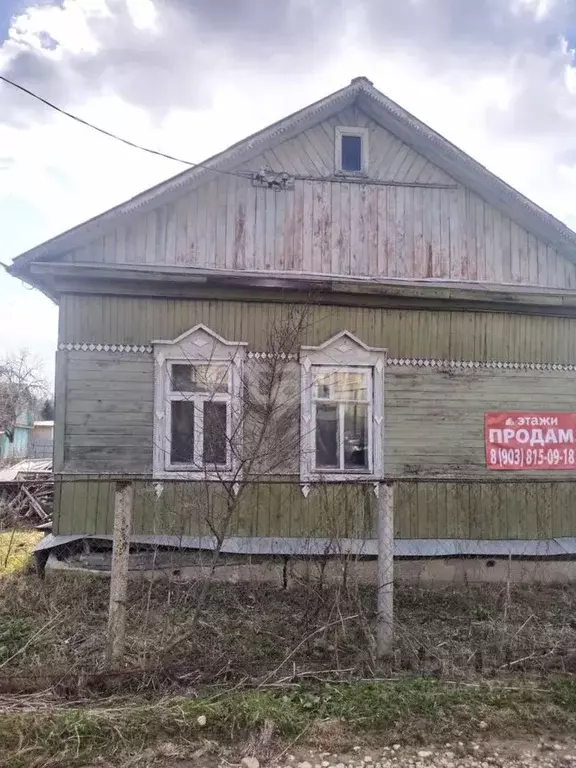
1, 0, 576, 384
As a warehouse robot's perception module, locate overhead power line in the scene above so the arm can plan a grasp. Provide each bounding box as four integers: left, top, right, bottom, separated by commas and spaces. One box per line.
0, 74, 249, 179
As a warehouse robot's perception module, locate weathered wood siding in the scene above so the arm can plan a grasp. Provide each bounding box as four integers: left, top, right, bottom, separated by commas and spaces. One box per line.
53, 477, 576, 541
54, 480, 372, 538
63, 352, 153, 473
387, 367, 576, 478
239, 106, 455, 184
60, 295, 576, 365
60, 109, 576, 289
60, 350, 576, 480
58, 297, 576, 478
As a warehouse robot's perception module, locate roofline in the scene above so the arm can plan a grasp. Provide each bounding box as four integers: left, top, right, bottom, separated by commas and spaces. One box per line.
8, 79, 360, 270
355, 89, 576, 256
8, 75, 576, 273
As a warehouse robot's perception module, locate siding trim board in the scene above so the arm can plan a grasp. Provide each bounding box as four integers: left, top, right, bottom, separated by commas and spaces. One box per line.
35, 532, 576, 559
28, 260, 576, 302
56, 343, 576, 371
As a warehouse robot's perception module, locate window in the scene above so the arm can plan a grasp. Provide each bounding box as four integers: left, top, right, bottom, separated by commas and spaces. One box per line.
300, 331, 385, 485
167, 363, 230, 469
341, 135, 362, 172
153, 324, 246, 480
313, 368, 371, 472
335, 126, 368, 175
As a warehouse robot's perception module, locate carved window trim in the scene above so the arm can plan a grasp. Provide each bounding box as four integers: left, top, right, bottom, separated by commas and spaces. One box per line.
152, 324, 246, 481
300, 331, 386, 486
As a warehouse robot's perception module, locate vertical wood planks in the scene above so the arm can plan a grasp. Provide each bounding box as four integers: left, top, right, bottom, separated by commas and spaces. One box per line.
63, 180, 576, 291
165, 202, 177, 265
61, 295, 576, 370
55, 477, 576, 543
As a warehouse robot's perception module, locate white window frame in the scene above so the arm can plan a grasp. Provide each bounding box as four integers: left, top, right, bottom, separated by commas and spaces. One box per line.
335, 126, 369, 175
152, 324, 246, 481
300, 331, 386, 485
165, 362, 232, 472
312, 365, 373, 474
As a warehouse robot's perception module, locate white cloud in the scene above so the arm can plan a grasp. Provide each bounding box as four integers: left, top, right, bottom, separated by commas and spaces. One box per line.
1, 0, 576, 371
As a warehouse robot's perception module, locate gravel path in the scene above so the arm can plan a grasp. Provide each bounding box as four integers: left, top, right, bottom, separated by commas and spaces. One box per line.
263, 742, 576, 768
146, 739, 576, 768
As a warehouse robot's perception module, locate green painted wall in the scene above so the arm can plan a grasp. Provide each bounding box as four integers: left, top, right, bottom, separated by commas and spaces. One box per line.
60, 295, 576, 364
54, 294, 576, 541
53, 478, 576, 541
59, 351, 576, 479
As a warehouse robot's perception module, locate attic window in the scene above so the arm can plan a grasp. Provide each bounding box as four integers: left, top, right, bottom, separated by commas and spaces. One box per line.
342, 136, 362, 172
335, 126, 368, 175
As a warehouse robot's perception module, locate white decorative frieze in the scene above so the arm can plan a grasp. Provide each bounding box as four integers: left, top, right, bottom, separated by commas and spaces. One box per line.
57, 342, 576, 371
386, 357, 576, 372
247, 351, 298, 361
58, 342, 153, 353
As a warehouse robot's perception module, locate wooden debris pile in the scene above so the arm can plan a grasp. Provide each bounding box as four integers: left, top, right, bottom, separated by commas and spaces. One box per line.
0, 477, 53, 527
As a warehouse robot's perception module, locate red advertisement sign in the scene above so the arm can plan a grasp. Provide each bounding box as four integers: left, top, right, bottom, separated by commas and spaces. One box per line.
485, 412, 576, 470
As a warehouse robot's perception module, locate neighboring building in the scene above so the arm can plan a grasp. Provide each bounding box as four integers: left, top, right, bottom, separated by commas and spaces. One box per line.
29, 421, 55, 459
0, 410, 34, 460
9, 77, 576, 568
0, 416, 54, 460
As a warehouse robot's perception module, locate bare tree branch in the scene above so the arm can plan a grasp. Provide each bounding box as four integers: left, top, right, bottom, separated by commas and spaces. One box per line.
0, 351, 49, 441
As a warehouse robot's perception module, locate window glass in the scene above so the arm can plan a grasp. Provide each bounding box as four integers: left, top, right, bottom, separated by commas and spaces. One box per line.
314, 370, 367, 401
333, 371, 367, 401
341, 135, 362, 172
315, 403, 338, 468
170, 401, 195, 464
314, 371, 332, 399
171, 364, 228, 393
343, 403, 368, 468
203, 401, 227, 464
312, 366, 371, 472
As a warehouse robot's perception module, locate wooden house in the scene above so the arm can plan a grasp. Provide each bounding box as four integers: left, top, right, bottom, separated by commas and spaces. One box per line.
10, 77, 576, 573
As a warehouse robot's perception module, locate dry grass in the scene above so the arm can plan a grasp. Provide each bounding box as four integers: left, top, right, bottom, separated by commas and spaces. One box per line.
0, 530, 42, 575
1, 569, 576, 695
2, 554, 576, 766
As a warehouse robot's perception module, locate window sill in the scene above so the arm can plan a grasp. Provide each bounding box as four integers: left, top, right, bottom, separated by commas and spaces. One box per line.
302, 472, 379, 484
153, 469, 238, 482
335, 170, 368, 179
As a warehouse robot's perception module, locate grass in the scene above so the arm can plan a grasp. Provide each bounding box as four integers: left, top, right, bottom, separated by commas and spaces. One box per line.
2, 543, 576, 765
0, 530, 42, 575
2, 677, 576, 767
3, 571, 576, 694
